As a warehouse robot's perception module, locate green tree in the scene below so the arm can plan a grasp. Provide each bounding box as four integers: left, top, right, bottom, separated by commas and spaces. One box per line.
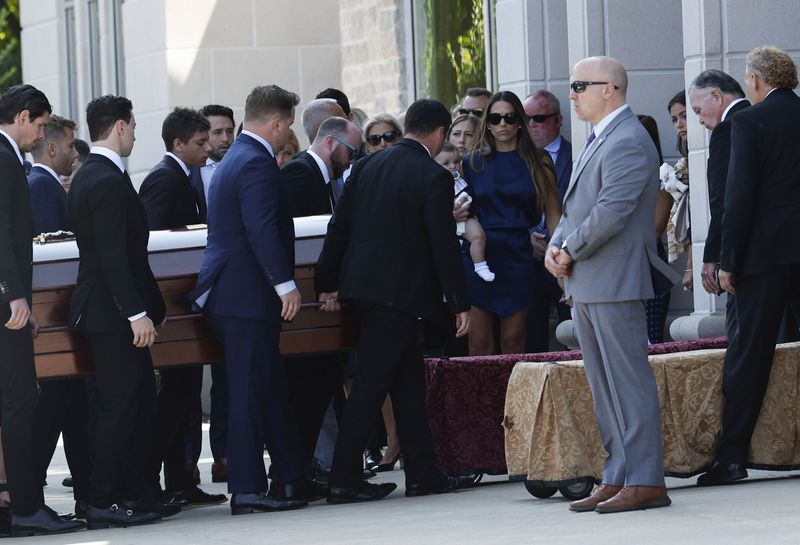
0, 0, 22, 90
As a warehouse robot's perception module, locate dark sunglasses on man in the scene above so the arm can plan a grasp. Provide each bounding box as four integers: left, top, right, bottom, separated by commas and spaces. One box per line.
486, 112, 519, 126
457, 108, 484, 117
333, 135, 358, 160
527, 113, 559, 123
570, 80, 620, 93
366, 130, 402, 146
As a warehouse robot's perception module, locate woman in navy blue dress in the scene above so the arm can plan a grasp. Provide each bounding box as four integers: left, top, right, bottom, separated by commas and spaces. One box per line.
462, 91, 561, 355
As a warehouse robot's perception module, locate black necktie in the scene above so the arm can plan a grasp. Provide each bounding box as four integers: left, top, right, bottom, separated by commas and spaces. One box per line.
586, 131, 596, 147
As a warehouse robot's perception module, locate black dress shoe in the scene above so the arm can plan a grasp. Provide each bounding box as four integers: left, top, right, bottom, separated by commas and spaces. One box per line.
124, 496, 183, 518
75, 500, 88, 520
166, 486, 228, 507
697, 462, 748, 487
327, 481, 397, 504
62, 475, 74, 488
11, 505, 85, 537
85, 503, 162, 530
230, 492, 307, 515
406, 473, 478, 497
271, 479, 326, 502
0, 508, 9, 538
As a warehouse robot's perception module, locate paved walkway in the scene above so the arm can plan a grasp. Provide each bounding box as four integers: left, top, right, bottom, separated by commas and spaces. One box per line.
36, 426, 800, 545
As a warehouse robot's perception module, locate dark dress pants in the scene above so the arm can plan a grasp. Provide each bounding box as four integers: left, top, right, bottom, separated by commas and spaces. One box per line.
85, 331, 156, 508
207, 314, 303, 493
209, 362, 228, 462
148, 365, 203, 493
0, 312, 40, 516
329, 302, 437, 489
526, 261, 571, 353
34, 378, 91, 502
716, 265, 800, 463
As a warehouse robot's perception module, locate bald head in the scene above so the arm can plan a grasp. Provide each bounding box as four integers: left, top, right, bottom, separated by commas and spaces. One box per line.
570, 56, 628, 124
301, 98, 346, 141
575, 56, 628, 96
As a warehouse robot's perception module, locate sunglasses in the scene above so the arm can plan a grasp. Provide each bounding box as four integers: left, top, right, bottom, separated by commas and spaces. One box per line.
333, 135, 358, 160
527, 113, 559, 123
486, 112, 519, 126
570, 81, 620, 93
457, 108, 484, 117
366, 130, 401, 146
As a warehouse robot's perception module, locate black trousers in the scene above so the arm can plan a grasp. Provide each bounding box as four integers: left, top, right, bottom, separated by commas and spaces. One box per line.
526, 261, 571, 353
329, 302, 437, 488
148, 365, 203, 493
716, 265, 800, 463
0, 310, 40, 516
209, 362, 228, 461
34, 378, 91, 502
85, 331, 156, 507
285, 354, 345, 472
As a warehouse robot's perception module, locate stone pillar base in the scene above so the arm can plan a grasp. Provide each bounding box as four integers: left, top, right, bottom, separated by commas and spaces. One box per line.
669, 312, 727, 341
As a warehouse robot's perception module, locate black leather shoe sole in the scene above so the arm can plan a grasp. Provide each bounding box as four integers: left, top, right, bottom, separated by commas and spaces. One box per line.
86, 513, 161, 530
327, 483, 397, 504
230, 500, 307, 515
696, 466, 748, 487
11, 522, 85, 537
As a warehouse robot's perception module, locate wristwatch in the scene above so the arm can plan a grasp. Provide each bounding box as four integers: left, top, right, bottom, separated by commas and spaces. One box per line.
561, 241, 571, 257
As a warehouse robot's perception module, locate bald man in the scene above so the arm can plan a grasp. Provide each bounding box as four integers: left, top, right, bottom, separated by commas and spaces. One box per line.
546, 56, 680, 514
300, 98, 346, 143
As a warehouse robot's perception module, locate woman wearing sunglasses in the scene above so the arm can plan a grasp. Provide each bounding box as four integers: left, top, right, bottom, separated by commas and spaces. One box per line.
463, 91, 561, 355
363, 114, 403, 153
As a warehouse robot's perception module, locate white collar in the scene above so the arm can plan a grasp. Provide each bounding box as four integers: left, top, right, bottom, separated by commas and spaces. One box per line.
0, 129, 24, 164
90, 145, 125, 173
204, 157, 217, 167
591, 104, 629, 140
419, 141, 431, 157
165, 152, 190, 176
31, 162, 60, 182
722, 98, 747, 121
764, 87, 779, 100
544, 135, 562, 154
241, 130, 275, 158
306, 149, 331, 184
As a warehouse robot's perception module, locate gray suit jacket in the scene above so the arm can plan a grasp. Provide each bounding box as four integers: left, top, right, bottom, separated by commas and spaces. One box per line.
551, 106, 680, 304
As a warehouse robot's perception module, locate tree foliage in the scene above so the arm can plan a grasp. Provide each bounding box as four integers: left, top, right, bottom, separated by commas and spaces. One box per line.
0, 0, 21, 90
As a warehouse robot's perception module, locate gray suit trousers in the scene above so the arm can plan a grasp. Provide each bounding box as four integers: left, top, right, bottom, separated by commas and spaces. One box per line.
573, 300, 665, 486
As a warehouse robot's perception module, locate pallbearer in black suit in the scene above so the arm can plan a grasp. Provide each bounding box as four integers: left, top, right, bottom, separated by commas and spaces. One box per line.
67, 95, 166, 528
137, 108, 224, 508
316, 99, 474, 503
27, 114, 93, 518
700, 47, 800, 486
0, 85, 84, 536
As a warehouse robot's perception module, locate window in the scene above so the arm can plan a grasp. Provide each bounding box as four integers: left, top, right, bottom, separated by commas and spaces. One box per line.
112, 0, 125, 94
87, 0, 102, 97
412, 0, 497, 107
64, 1, 78, 119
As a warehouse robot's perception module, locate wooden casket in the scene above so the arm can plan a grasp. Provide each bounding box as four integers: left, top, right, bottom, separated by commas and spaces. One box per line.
31, 215, 357, 379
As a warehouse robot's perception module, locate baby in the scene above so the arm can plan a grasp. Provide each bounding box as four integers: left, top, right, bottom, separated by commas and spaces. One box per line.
434, 142, 495, 282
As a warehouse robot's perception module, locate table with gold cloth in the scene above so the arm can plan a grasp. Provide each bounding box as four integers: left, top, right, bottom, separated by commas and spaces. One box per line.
503, 342, 800, 485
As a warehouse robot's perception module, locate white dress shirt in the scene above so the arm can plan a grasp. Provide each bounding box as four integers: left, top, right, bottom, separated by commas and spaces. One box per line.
306, 149, 331, 184
543, 135, 563, 165
721, 98, 747, 121
200, 158, 219, 204
165, 151, 190, 176
31, 162, 60, 183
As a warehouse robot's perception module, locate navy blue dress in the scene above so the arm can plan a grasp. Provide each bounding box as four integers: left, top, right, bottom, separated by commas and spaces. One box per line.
462, 151, 537, 317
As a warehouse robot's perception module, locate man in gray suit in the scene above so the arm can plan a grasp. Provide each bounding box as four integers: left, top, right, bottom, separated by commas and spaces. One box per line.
545, 56, 680, 514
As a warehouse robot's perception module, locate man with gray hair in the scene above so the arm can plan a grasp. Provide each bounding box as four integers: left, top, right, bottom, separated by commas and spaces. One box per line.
300, 98, 346, 142
699, 46, 800, 487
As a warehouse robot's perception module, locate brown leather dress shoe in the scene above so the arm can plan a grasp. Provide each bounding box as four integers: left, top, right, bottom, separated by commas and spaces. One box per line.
212, 459, 228, 483
595, 485, 671, 514
569, 484, 622, 512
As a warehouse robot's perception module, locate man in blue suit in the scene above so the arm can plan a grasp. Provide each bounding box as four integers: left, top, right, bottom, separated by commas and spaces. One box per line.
523, 90, 572, 352
190, 84, 307, 515
28, 114, 77, 235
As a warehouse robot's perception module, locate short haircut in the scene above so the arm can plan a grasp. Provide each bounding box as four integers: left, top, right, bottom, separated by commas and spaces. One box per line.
313, 116, 352, 144
244, 85, 299, 123
200, 104, 235, 125
301, 98, 342, 141
86, 95, 133, 142
439, 141, 457, 154
161, 107, 210, 151
316, 88, 351, 116
690, 69, 745, 97
0, 84, 52, 124
74, 138, 90, 161
31, 114, 76, 157
746, 45, 799, 90
464, 87, 492, 99
403, 99, 452, 136
527, 89, 561, 114
363, 113, 403, 136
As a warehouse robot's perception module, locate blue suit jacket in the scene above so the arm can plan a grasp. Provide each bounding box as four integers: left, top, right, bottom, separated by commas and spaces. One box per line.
28, 165, 70, 235
553, 136, 573, 202
190, 133, 295, 322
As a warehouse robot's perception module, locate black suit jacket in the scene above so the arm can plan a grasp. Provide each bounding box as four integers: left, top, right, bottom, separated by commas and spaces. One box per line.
316, 138, 469, 322
0, 135, 34, 305
282, 150, 334, 217
138, 155, 200, 230
67, 154, 166, 332
703, 99, 750, 264
553, 136, 573, 201
189, 166, 207, 223
721, 88, 800, 278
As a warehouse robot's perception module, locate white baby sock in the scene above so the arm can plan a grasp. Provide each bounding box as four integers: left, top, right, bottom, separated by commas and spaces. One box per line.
474, 261, 495, 282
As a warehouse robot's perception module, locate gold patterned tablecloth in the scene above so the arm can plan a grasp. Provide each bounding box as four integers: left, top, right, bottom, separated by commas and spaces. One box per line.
503, 342, 800, 482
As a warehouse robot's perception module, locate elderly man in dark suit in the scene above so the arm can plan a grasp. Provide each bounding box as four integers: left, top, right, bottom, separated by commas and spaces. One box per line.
68, 95, 166, 529
190, 85, 308, 515
316, 99, 473, 504
523, 90, 572, 352
700, 47, 800, 486
0, 85, 84, 537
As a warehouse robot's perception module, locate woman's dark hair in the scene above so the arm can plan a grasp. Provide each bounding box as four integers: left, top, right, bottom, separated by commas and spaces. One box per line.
470, 91, 556, 218
667, 90, 688, 158
637, 115, 664, 165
